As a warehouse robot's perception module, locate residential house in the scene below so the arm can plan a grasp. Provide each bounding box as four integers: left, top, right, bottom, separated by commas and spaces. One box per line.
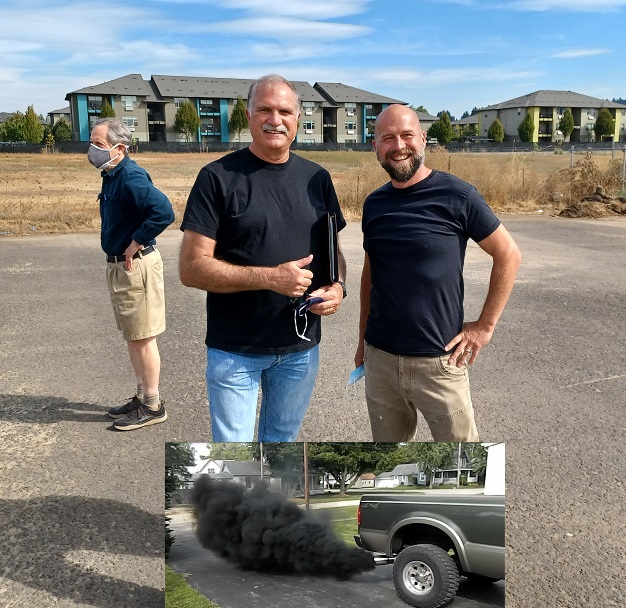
65, 74, 406, 146
48, 106, 71, 126
416, 110, 439, 135
353, 473, 376, 489
375, 463, 421, 488
478, 90, 626, 143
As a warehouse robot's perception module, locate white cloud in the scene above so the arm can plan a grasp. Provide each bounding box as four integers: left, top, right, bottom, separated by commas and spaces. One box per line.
210, 0, 370, 19
201, 17, 370, 41
370, 67, 541, 86
551, 48, 611, 58
66, 41, 200, 67
505, 0, 626, 11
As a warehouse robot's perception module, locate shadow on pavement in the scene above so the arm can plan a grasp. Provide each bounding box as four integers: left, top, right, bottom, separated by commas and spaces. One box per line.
0, 496, 163, 607
0, 394, 113, 423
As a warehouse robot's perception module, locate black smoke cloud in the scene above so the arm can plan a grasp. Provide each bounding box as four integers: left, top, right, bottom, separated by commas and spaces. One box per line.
191, 476, 375, 579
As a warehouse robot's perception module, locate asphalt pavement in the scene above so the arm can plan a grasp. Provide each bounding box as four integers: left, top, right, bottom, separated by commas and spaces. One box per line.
1, 216, 626, 607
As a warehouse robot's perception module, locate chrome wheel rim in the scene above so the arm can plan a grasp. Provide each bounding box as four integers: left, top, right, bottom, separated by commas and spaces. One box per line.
403, 560, 435, 596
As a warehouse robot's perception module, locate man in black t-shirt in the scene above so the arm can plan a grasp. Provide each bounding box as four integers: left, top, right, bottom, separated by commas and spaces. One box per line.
179, 74, 347, 442
355, 104, 521, 441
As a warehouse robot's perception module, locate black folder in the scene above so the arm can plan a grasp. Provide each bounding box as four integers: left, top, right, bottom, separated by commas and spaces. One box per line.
321, 212, 339, 285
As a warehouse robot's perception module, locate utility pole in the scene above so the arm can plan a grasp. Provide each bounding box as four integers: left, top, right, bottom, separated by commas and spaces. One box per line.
260, 442, 264, 481
622, 145, 626, 193
303, 442, 310, 511
456, 442, 462, 489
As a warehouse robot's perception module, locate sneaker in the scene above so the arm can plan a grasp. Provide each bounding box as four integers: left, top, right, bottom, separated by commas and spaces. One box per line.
113, 401, 168, 431
108, 395, 142, 419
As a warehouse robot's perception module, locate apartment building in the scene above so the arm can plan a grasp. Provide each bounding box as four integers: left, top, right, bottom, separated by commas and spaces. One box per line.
65, 74, 406, 145
478, 90, 626, 143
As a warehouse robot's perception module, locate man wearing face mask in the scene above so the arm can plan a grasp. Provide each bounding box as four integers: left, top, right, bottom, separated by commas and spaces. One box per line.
355, 104, 521, 442
89, 117, 175, 430
179, 74, 347, 442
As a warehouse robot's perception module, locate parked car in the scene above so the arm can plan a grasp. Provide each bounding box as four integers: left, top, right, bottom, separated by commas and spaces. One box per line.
355, 493, 505, 608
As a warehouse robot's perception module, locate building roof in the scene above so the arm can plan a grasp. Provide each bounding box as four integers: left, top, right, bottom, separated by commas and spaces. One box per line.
416, 110, 439, 122
481, 90, 626, 111
453, 114, 478, 126
66, 74, 157, 101
150, 75, 326, 104
314, 82, 406, 106
48, 106, 70, 115
359, 473, 376, 480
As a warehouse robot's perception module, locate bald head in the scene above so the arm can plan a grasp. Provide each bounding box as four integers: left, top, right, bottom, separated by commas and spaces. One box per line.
373, 104, 428, 186
374, 104, 423, 141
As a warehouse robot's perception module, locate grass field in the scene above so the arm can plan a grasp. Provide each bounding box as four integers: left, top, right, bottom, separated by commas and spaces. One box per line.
0, 149, 621, 235
165, 566, 219, 608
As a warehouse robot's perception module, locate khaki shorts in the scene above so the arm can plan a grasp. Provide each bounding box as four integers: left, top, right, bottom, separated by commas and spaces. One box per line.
106, 248, 166, 341
364, 341, 479, 442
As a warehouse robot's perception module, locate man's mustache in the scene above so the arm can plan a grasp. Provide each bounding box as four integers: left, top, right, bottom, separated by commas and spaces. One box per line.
262, 124, 288, 133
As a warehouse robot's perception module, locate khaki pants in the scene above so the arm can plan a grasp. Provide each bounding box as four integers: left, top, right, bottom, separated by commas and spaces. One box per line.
106, 249, 166, 341
364, 342, 479, 442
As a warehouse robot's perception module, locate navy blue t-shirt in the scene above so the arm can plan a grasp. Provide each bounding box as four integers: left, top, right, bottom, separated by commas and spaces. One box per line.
180, 148, 346, 355
362, 170, 500, 356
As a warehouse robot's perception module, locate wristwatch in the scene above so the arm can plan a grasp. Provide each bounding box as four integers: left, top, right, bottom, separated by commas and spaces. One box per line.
337, 280, 347, 299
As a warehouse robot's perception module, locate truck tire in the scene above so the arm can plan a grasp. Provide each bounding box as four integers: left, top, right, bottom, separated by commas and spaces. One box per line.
392, 544, 459, 608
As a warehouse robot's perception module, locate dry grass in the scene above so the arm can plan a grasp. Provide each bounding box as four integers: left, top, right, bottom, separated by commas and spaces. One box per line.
0, 149, 621, 235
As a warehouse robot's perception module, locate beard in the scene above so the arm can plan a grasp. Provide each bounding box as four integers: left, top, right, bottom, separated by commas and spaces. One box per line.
377, 146, 424, 182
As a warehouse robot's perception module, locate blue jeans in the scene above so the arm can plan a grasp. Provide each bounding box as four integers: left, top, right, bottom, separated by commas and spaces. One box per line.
206, 345, 320, 441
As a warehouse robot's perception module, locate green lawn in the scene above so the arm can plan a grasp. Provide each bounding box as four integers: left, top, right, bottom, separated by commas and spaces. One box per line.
166, 566, 220, 608
309, 505, 361, 546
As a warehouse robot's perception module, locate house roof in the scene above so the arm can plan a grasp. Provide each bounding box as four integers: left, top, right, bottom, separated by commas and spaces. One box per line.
359, 473, 376, 480
221, 461, 271, 476
314, 82, 406, 106
481, 90, 626, 111
390, 463, 420, 476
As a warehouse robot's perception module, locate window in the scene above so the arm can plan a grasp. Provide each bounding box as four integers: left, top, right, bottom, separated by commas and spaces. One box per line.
345, 102, 356, 116
345, 139, 356, 144
303, 120, 315, 131
175, 98, 188, 108
200, 99, 219, 113
88, 96, 103, 111
345, 121, 356, 131
122, 116, 138, 128
302, 138, 315, 144
121, 96, 137, 111
302, 101, 315, 116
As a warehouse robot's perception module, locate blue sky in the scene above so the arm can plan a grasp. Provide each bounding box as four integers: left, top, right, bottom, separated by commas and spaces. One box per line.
2, 0, 626, 118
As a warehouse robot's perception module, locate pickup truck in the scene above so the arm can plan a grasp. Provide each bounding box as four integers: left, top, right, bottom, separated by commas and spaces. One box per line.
355, 493, 505, 608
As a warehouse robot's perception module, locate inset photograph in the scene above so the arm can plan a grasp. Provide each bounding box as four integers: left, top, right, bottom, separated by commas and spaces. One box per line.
165, 442, 505, 608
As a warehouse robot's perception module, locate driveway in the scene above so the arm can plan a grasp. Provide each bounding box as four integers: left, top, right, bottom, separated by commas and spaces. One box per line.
167, 508, 505, 608
1, 216, 626, 607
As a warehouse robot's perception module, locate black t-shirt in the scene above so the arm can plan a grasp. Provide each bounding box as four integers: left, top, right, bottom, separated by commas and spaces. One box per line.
362, 170, 500, 356
181, 148, 346, 354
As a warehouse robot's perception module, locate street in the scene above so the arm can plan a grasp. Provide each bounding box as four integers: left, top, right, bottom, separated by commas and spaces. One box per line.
1, 215, 625, 606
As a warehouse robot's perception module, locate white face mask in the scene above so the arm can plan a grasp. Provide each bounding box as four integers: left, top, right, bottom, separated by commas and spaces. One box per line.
88, 143, 124, 170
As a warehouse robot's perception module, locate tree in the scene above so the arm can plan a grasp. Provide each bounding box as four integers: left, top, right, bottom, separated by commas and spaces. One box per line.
411, 105, 429, 114
261, 443, 304, 494
1, 112, 26, 141
308, 443, 398, 494
204, 442, 255, 461
428, 112, 454, 144
174, 100, 201, 142
165, 443, 195, 557
100, 98, 115, 118
52, 118, 72, 141
461, 111, 470, 119
517, 112, 535, 143
229, 95, 249, 141
468, 444, 488, 484
462, 123, 478, 137
487, 118, 504, 142
23, 105, 44, 143
594, 107, 615, 141
558, 107, 575, 140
